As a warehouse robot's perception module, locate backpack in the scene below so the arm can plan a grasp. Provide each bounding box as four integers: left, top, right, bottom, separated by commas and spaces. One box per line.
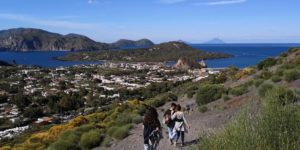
149, 130, 161, 145
163, 109, 172, 125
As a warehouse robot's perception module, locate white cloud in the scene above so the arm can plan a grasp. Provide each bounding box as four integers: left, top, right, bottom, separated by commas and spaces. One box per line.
0, 13, 96, 30
159, 0, 186, 4
194, 0, 247, 6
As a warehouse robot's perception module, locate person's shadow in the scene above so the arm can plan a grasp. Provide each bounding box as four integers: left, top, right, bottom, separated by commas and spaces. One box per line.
182, 139, 198, 147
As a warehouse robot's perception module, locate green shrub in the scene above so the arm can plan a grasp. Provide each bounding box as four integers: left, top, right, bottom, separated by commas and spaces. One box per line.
101, 136, 112, 147
187, 90, 195, 98
259, 70, 273, 80
271, 75, 282, 83
223, 95, 230, 101
196, 84, 224, 106
199, 106, 208, 113
258, 83, 274, 97
131, 113, 143, 124
107, 126, 118, 136
48, 140, 80, 150
279, 64, 296, 70
114, 112, 142, 126
79, 129, 103, 149
58, 131, 81, 144
292, 55, 300, 65
198, 87, 300, 150
146, 93, 178, 107
210, 73, 227, 84
254, 79, 264, 87
257, 58, 277, 70
279, 52, 288, 57
288, 47, 299, 54
230, 85, 248, 96
107, 124, 133, 140
284, 69, 300, 82
275, 68, 284, 76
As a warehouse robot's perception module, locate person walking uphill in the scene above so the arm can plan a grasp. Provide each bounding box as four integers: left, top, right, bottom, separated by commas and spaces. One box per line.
143, 107, 162, 150
172, 104, 190, 147
163, 103, 177, 144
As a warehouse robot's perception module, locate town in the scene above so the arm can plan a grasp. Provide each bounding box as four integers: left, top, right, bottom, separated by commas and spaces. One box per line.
0, 59, 219, 140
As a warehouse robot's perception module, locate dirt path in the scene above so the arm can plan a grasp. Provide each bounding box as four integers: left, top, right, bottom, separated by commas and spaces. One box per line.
94, 94, 250, 150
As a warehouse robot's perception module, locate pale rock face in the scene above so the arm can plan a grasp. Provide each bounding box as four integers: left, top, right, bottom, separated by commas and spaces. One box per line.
200, 59, 207, 68
174, 57, 200, 70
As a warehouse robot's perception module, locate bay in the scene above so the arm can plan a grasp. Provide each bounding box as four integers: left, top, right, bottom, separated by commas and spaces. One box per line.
0, 43, 299, 68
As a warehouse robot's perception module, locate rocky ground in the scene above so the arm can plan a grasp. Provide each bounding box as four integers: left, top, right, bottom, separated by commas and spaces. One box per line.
94, 89, 259, 150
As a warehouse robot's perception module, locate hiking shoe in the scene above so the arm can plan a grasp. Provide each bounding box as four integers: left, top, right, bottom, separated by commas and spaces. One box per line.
169, 139, 173, 145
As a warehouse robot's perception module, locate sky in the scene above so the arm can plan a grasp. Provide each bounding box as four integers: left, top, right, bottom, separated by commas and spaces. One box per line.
0, 0, 299, 43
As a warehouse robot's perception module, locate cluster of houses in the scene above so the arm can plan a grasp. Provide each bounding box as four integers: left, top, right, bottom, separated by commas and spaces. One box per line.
0, 60, 221, 139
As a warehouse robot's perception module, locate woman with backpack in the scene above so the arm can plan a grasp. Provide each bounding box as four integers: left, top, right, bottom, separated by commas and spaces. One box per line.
163, 103, 177, 144
143, 107, 162, 150
172, 104, 190, 147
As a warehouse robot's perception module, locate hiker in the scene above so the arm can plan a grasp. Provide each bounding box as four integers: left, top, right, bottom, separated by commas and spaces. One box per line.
163, 103, 177, 144
143, 107, 162, 150
172, 104, 190, 147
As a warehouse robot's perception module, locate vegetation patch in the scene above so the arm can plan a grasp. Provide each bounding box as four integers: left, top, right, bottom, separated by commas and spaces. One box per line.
79, 129, 103, 149
230, 85, 249, 96
257, 58, 277, 70
258, 83, 274, 97
283, 69, 300, 82
196, 84, 224, 106
198, 87, 300, 150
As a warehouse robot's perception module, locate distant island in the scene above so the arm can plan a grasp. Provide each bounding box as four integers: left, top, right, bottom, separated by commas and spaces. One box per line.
58, 41, 233, 62
205, 38, 225, 44
0, 28, 154, 51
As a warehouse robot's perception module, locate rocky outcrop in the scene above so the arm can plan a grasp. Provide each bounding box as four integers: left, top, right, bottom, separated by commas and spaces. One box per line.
174, 57, 201, 70
200, 59, 208, 68
110, 39, 154, 49
0, 28, 110, 51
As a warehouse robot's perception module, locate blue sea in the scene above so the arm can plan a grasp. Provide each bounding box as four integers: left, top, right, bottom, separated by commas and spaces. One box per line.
0, 44, 299, 68
0, 51, 101, 68
191, 43, 300, 68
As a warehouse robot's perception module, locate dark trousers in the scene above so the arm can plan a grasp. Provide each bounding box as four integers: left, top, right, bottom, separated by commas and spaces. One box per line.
175, 130, 185, 144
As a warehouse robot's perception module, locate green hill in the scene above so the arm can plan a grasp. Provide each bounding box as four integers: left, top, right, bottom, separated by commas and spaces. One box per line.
59, 41, 232, 62
0, 28, 110, 51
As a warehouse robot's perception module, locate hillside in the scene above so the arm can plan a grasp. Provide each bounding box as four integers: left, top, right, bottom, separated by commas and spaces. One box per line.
110, 39, 154, 49
0, 28, 110, 51
97, 47, 300, 150
59, 41, 232, 62
1, 48, 300, 150
0, 60, 11, 66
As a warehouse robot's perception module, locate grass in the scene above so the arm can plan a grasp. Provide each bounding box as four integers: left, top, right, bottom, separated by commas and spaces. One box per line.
198, 86, 300, 150
107, 124, 133, 140
229, 85, 248, 96
283, 69, 300, 82
79, 129, 103, 149
254, 78, 264, 87
199, 106, 208, 113
271, 75, 282, 83
222, 95, 230, 101
257, 57, 277, 70
258, 83, 274, 97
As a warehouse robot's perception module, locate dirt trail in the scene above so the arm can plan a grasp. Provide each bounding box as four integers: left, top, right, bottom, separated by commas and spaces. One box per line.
94, 93, 252, 150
